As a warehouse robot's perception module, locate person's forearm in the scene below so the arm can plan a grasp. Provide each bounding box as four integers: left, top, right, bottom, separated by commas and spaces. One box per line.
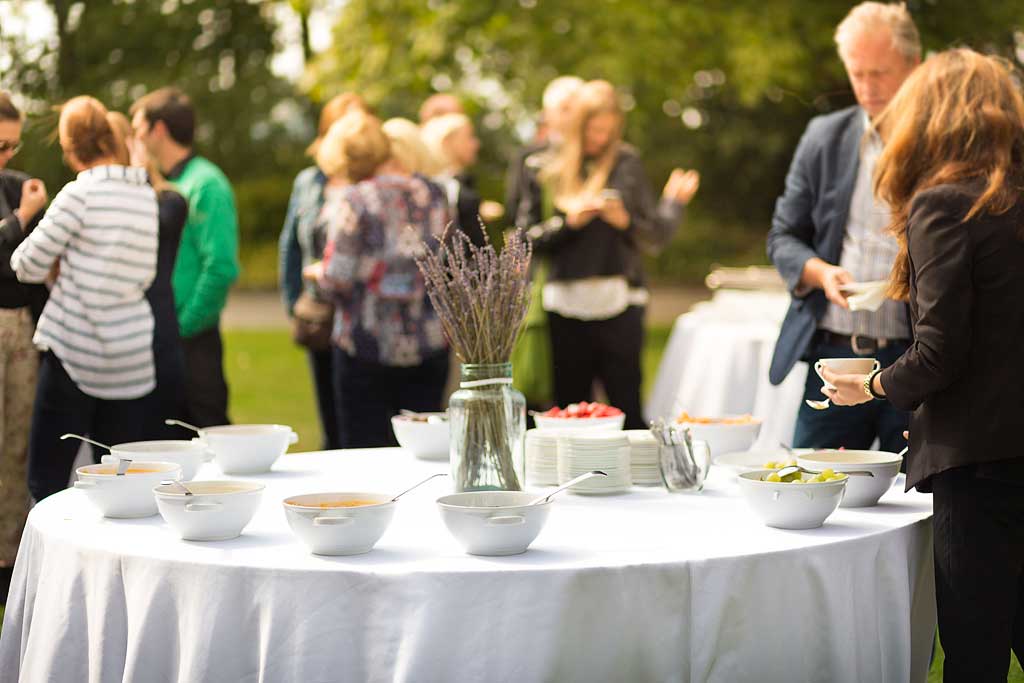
799, 257, 829, 291
872, 372, 887, 397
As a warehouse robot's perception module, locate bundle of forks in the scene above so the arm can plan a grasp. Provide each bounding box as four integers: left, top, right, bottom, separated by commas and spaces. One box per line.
649, 418, 702, 491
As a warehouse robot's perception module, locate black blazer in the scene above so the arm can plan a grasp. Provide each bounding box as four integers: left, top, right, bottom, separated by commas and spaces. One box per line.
766, 106, 865, 385
880, 183, 1024, 491
0, 169, 47, 319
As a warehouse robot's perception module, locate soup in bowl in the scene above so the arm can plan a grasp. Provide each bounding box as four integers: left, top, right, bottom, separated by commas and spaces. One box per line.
75, 461, 182, 518
283, 492, 395, 556
437, 491, 552, 556
154, 480, 265, 541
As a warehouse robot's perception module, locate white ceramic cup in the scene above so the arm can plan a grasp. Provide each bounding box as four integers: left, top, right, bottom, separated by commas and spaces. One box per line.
814, 357, 880, 389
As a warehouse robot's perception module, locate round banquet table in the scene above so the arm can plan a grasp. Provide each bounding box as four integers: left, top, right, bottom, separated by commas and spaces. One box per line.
646, 290, 809, 451
0, 449, 935, 683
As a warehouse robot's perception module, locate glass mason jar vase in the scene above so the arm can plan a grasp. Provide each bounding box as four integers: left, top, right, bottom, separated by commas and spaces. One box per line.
448, 363, 526, 492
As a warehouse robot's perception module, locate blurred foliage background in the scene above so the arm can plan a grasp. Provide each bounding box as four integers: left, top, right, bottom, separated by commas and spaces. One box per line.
2, 0, 1022, 286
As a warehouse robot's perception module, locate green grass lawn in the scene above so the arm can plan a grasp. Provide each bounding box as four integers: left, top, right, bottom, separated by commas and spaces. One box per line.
223, 324, 677, 449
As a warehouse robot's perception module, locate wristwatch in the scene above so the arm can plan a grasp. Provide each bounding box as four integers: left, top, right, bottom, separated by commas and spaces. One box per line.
863, 369, 885, 400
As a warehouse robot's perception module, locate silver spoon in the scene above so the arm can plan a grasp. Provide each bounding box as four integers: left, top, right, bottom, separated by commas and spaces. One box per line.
529, 470, 608, 505
60, 433, 112, 451
161, 480, 194, 496
165, 418, 203, 434
398, 409, 447, 424
391, 473, 447, 502
766, 464, 875, 480
60, 433, 132, 475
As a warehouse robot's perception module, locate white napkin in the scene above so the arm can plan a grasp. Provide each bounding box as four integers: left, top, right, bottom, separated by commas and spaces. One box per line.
841, 280, 889, 312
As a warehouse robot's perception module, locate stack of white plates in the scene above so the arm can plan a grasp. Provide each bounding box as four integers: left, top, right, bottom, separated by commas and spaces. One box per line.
525, 428, 562, 486
624, 430, 661, 485
556, 432, 632, 494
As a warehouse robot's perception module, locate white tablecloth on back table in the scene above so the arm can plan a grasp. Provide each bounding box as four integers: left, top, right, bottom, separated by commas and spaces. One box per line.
647, 290, 808, 450
1, 449, 934, 682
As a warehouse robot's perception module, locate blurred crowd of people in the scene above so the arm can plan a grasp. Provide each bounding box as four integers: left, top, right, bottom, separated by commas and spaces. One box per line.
0, 77, 699, 605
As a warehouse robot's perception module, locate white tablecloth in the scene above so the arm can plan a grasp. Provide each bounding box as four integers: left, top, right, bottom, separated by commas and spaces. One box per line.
647, 290, 808, 450
1, 449, 935, 683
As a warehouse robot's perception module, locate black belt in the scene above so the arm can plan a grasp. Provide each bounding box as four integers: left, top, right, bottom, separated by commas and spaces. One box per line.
820, 331, 909, 356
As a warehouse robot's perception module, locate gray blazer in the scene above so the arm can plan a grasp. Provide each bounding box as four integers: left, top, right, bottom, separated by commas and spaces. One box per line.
766, 105, 865, 385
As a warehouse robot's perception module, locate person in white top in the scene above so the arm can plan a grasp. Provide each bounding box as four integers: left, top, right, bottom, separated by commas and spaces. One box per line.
10, 96, 159, 502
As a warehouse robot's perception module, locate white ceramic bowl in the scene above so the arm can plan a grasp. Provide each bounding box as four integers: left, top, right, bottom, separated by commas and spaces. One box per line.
74, 461, 182, 518
797, 450, 902, 507
199, 424, 298, 474
533, 414, 625, 431
105, 440, 214, 481
736, 470, 847, 530
714, 448, 813, 476
154, 480, 264, 541
391, 414, 450, 461
283, 492, 396, 556
437, 491, 551, 556
676, 417, 762, 458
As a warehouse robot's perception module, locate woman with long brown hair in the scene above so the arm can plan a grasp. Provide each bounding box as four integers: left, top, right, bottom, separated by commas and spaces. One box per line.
821, 49, 1024, 679
526, 80, 699, 428
11, 96, 159, 502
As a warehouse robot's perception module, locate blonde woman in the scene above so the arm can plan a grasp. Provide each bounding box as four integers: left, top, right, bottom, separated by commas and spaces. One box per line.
279, 92, 368, 450
381, 118, 432, 175
527, 80, 699, 428
311, 111, 451, 447
421, 112, 500, 245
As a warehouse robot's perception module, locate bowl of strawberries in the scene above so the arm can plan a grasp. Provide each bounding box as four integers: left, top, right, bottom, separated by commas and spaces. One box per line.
533, 402, 626, 431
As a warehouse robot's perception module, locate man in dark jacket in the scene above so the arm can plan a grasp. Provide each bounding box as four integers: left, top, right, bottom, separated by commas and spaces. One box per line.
766, 2, 920, 452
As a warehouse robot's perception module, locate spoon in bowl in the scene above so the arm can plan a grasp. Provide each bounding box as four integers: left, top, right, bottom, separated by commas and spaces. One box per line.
766, 465, 875, 481
60, 433, 132, 475
161, 480, 194, 496
529, 470, 608, 505
390, 473, 447, 502
165, 418, 203, 434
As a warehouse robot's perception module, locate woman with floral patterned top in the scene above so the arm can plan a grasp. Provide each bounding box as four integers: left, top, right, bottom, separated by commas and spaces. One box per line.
309, 110, 451, 448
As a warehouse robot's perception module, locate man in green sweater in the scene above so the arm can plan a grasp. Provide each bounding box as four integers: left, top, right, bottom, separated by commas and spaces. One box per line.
131, 87, 239, 427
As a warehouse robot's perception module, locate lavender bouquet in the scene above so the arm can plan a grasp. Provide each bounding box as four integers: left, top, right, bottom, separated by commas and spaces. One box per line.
416, 226, 532, 491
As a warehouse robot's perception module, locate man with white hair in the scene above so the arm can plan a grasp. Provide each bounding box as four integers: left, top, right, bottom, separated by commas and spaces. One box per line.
506, 76, 584, 230
767, 2, 920, 452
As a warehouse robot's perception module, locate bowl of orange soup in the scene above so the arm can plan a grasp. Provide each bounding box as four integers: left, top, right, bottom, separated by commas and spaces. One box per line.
283, 492, 396, 555
154, 480, 265, 541
74, 461, 182, 518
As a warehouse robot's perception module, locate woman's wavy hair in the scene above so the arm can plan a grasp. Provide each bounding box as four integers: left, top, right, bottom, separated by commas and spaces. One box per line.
875, 48, 1024, 300
540, 80, 623, 212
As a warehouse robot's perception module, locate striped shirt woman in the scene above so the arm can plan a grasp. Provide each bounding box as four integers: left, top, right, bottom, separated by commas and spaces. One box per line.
11, 165, 158, 399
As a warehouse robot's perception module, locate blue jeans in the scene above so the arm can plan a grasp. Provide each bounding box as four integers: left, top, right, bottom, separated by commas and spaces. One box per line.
792, 338, 909, 453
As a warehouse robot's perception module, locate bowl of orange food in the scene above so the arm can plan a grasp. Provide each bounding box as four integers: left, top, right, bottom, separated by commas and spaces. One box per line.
674, 411, 763, 458
74, 461, 182, 518
283, 492, 396, 555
